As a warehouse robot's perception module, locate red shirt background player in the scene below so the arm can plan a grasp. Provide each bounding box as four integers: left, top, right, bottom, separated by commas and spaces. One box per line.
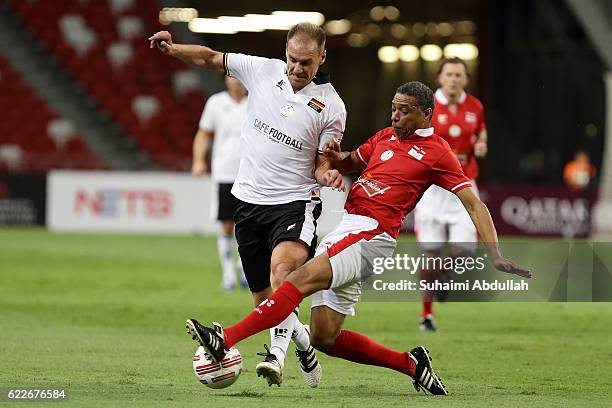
431, 57, 487, 180
413, 58, 488, 332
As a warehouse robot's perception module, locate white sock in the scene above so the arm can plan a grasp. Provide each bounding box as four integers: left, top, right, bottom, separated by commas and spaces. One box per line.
217, 234, 235, 287
291, 318, 311, 351
269, 310, 298, 367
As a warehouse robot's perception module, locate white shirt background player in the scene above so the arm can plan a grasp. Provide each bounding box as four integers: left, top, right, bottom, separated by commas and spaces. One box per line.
199, 84, 246, 185
194, 76, 248, 290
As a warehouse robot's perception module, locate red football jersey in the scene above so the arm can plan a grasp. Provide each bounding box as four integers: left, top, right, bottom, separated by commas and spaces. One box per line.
346, 127, 471, 238
431, 89, 486, 179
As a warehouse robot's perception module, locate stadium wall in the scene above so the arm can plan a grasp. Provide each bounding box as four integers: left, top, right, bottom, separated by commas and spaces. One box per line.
44, 171, 597, 238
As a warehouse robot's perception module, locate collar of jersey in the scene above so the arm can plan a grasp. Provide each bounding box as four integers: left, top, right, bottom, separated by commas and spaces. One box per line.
283, 69, 331, 89
413, 127, 434, 137
312, 70, 330, 84
435, 88, 467, 105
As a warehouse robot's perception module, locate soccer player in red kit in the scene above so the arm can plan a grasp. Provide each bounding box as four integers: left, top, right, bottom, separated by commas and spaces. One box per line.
414, 57, 488, 331
186, 82, 531, 396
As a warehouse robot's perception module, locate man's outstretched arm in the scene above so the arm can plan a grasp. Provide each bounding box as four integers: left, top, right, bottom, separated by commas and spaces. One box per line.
456, 187, 532, 278
149, 31, 225, 74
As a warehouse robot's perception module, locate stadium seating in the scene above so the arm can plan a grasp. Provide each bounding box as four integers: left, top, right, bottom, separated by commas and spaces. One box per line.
0, 56, 106, 172
9, 0, 206, 170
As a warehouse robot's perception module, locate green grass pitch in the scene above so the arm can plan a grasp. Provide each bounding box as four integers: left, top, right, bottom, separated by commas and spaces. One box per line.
1, 228, 611, 407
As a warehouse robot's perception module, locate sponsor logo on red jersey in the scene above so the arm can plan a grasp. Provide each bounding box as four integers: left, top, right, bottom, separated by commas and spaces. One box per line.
354, 174, 390, 197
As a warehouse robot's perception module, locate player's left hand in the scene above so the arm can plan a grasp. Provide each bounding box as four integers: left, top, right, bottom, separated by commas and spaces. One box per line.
474, 141, 487, 158
148, 31, 174, 54
492, 256, 532, 278
320, 169, 345, 192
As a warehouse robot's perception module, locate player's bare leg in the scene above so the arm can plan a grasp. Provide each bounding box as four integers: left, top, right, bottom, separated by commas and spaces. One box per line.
251, 288, 273, 306
308, 305, 345, 353
218, 220, 238, 290
226, 220, 248, 289
256, 240, 321, 387
419, 249, 440, 331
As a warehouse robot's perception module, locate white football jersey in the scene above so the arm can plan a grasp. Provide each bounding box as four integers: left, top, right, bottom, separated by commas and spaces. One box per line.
199, 91, 247, 183
224, 53, 347, 205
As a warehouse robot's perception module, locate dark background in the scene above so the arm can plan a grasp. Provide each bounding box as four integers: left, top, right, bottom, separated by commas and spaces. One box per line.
186, 0, 606, 184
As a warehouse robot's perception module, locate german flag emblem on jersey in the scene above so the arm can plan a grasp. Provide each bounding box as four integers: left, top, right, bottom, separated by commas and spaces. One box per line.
307, 98, 325, 113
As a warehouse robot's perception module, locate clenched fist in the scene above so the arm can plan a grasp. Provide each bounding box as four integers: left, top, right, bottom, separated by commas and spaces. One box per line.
320, 169, 345, 192
148, 31, 174, 55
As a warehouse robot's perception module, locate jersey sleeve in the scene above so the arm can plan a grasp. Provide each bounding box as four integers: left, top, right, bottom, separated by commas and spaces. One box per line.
355, 132, 382, 165
223, 53, 268, 90
430, 150, 472, 193
198, 94, 217, 131
317, 107, 347, 152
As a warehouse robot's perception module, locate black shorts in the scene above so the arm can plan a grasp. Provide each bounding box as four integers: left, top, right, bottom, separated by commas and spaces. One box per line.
234, 197, 322, 293
217, 183, 237, 221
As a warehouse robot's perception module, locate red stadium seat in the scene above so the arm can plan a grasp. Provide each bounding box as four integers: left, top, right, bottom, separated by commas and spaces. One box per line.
1, 51, 106, 172
8, 0, 204, 169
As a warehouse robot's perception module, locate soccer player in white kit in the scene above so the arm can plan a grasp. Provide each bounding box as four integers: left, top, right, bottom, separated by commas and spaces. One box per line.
192, 76, 248, 291
185, 81, 531, 396
414, 58, 488, 331
149, 23, 347, 387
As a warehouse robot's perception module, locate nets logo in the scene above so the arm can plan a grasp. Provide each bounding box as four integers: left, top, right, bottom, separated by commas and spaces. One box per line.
74, 189, 172, 218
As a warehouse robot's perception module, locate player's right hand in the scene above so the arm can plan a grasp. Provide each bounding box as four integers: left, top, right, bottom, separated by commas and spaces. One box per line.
492, 256, 532, 279
191, 160, 207, 176
474, 141, 488, 158
148, 31, 174, 54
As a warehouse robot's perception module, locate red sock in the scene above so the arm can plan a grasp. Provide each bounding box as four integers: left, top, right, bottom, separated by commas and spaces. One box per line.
422, 301, 433, 318
329, 330, 416, 378
223, 281, 303, 348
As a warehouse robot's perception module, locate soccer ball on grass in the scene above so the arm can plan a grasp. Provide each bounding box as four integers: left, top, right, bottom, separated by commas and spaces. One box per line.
192, 346, 242, 389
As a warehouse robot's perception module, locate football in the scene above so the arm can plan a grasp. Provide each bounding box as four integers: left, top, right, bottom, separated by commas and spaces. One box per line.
192, 346, 243, 389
